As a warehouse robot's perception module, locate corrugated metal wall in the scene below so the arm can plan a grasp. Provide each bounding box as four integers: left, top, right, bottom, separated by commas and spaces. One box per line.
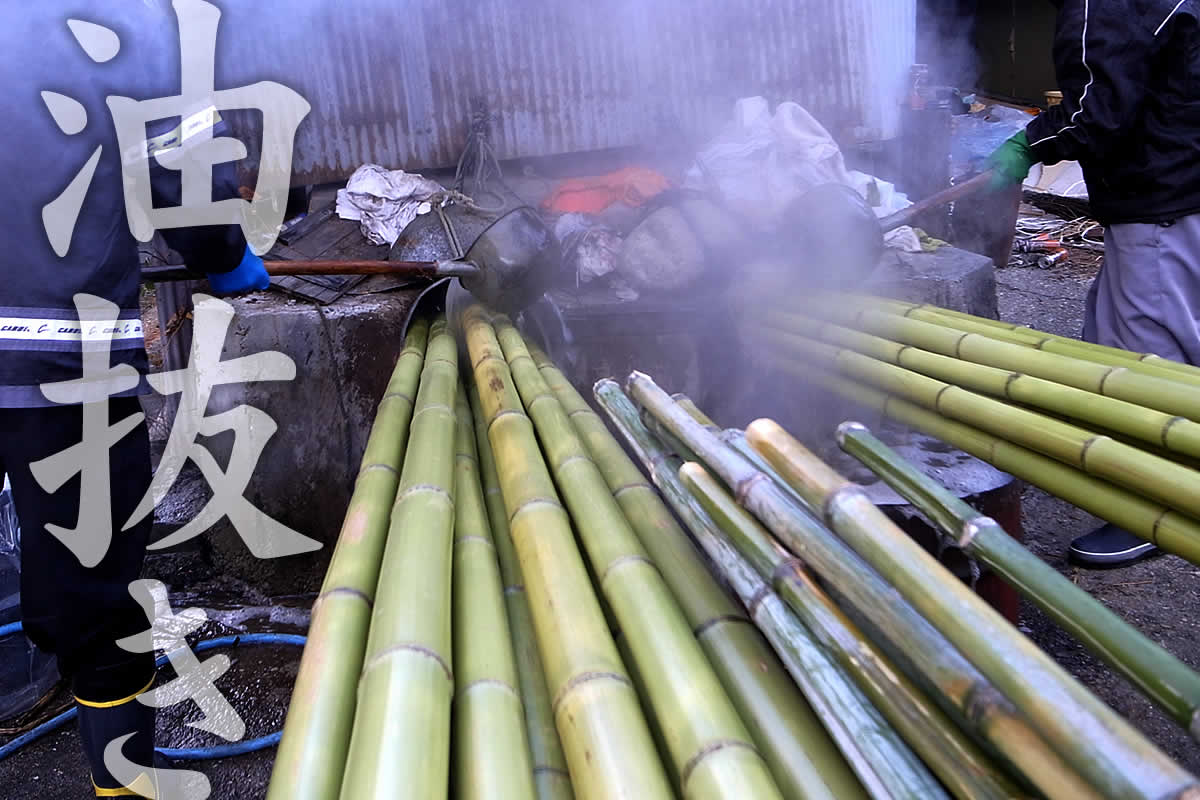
206, 0, 915, 184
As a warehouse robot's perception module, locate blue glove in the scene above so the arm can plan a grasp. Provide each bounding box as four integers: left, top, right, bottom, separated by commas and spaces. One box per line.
207, 246, 270, 295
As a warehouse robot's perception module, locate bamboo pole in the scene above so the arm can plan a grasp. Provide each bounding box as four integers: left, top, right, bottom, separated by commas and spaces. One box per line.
765, 328, 1200, 528
865, 296, 1200, 386
463, 306, 674, 800
838, 421, 1200, 740
467, 384, 575, 800
494, 320, 783, 800
268, 318, 430, 800
592, 380, 938, 800
340, 317, 459, 800
742, 415, 1200, 800
680, 461, 1027, 800
626, 372, 1167, 800
532, 353, 863, 800
771, 304, 1200, 422
753, 315, 1200, 462
452, 391, 538, 800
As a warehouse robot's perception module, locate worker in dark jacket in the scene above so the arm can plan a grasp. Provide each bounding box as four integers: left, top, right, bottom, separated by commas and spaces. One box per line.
989, 0, 1200, 567
2, 5, 269, 795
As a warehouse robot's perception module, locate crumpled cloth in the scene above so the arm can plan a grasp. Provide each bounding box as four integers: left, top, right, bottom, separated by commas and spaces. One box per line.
543, 167, 670, 215
682, 97, 910, 233
336, 164, 445, 246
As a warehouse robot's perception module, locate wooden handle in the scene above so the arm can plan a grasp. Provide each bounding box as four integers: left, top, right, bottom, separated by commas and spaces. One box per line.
879, 169, 997, 233
141, 259, 469, 283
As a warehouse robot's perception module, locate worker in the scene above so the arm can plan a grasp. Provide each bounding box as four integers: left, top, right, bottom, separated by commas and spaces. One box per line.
2, 6, 269, 796
988, 0, 1200, 567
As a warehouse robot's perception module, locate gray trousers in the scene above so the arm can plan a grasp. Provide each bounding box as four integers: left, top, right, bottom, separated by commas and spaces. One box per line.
1083, 213, 1200, 365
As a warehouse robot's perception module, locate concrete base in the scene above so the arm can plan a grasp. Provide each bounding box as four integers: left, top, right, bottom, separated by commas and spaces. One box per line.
866, 245, 999, 320
153, 289, 421, 592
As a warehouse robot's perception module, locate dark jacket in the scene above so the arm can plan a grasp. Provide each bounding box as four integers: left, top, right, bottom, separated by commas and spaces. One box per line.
1026, 0, 1200, 225
1, 4, 246, 407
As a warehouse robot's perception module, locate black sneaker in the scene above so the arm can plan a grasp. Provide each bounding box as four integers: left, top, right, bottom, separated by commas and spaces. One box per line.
1068, 523, 1158, 567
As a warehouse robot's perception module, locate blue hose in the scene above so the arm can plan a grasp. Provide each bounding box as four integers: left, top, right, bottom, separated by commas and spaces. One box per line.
0, 623, 306, 763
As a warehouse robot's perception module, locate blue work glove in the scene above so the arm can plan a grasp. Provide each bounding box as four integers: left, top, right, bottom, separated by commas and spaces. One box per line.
206, 245, 271, 295
986, 131, 1037, 190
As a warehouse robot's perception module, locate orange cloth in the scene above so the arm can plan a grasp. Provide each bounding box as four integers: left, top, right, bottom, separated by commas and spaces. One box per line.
542, 166, 671, 214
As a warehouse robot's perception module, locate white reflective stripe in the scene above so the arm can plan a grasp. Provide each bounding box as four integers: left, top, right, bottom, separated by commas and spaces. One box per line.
1155, 0, 1188, 35
146, 106, 222, 158
0, 316, 143, 342
1030, 0, 1094, 147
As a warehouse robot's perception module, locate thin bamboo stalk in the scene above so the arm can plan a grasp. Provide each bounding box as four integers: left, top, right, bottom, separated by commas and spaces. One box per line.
494, 320, 783, 800
592, 380, 936, 800
681, 461, 1027, 800
838, 421, 1200, 741
452, 391, 538, 800
867, 296, 1200, 386
532, 352, 864, 800
766, 328, 1200, 527
625, 372, 1137, 800
743, 415, 1200, 800
467, 384, 574, 800
340, 317, 459, 800
753, 315, 1200, 462
771, 304, 1200, 422
268, 318, 430, 800
463, 305, 674, 800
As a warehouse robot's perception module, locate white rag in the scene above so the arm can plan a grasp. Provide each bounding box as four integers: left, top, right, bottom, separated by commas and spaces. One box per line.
683, 97, 911, 233
336, 164, 445, 246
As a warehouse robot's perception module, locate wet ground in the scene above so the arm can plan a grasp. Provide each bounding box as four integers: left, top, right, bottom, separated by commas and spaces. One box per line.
3, 246, 1199, 796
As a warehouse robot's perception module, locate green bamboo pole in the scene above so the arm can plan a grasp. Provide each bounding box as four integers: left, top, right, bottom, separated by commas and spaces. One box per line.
339, 317, 458, 800
753, 315, 1200, 462
863, 295, 1200, 385
494, 320, 783, 800
680, 462, 1027, 800
765, 328, 1200, 528
775, 355, 1200, 574
592, 380, 939, 800
467, 384, 575, 800
627, 371, 1177, 800
771, 304, 1200, 422
838, 421, 1200, 740
452, 391, 538, 800
268, 318, 430, 800
742, 415, 1200, 800
463, 305, 674, 800
531, 354, 863, 800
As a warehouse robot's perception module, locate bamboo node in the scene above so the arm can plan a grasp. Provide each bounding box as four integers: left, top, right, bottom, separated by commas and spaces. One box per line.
532, 765, 571, 778
735, 472, 770, 506
746, 584, 774, 618
551, 670, 633, 716
508, 497, 566, 527
361, 642, 453, 683
454, 534, 495, 551
379, 390, 415, 406
679, 738, 761, 790
771, 557, 806, 586
600, 553, 658, 586
693, 614, 751, 639
459, 677, 521, 701
1161, 416, 1188, 449
359, 462, 400, 478
315, 586, 373, 607
958, 520, 983, 548
822, 484, 868, 527
395, 483, 454, 505
612, 481, 654, 497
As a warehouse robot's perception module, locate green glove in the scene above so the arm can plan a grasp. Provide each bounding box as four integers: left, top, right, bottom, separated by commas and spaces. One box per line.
987, 131, 1037, 189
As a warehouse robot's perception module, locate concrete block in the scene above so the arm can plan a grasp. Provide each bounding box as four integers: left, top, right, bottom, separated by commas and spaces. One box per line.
867, 245, 999, 319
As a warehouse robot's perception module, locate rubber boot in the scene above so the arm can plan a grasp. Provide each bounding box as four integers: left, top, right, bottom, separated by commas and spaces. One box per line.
76, 678, 158, 797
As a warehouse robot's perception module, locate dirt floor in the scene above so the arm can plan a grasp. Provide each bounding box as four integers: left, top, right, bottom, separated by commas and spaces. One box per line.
2, 245, 1199, 796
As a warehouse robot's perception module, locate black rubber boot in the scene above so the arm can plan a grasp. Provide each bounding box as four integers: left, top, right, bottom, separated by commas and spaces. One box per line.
1068, 523, 1158, 568
76, 681, 157, 797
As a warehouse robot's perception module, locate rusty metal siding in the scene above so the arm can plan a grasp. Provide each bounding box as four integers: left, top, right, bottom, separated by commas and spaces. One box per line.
209, 0, 914, 184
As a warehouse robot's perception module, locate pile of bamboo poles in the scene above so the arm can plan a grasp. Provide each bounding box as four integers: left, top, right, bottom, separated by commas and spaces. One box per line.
265, 304, 1200, 800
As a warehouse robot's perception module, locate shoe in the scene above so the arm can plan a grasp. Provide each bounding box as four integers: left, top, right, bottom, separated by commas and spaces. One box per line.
1068, 523, 1158, 567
